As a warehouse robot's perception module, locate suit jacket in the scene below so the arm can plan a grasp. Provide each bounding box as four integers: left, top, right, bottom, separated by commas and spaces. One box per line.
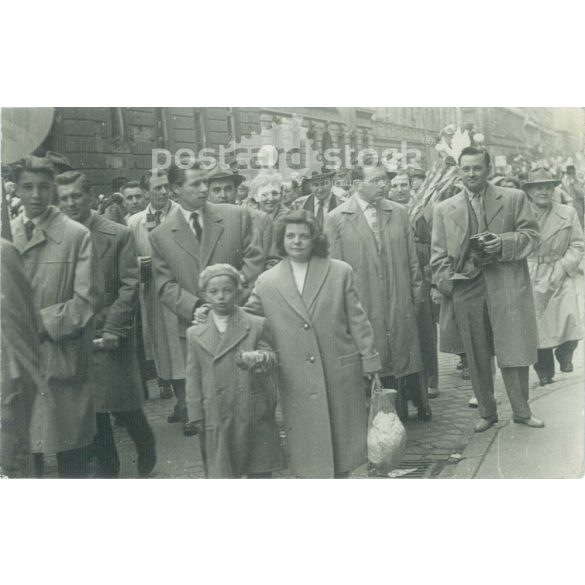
294, 193, 342, 215
85, 211, 143, 412
11, 206, 102, 453
431, 184, 540, 366
245, 256, 380, 478
325, 194, 423, 378
150, 202, 263, 336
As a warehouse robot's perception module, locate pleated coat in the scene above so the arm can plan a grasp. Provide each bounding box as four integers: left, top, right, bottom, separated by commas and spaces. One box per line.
245, 256, 381, 478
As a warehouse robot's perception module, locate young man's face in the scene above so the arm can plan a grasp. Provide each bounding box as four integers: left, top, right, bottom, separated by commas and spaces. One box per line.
147, 174, 171, 211
17, 170, 53, 218
122, 187, 146, 215
460, 154, 490, 193
57, 178, 93, 223
204, 275, 238, 316
174, 170, 208, 211
389, 174, 411, 204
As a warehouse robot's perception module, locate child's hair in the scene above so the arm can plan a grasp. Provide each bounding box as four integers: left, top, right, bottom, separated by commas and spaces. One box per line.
198, 263, 242, 291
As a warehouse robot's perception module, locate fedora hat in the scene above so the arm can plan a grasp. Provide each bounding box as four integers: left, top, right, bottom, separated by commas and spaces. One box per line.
522, 167, 561, 190
206, 161, 245, 187
307, 166, 336, 182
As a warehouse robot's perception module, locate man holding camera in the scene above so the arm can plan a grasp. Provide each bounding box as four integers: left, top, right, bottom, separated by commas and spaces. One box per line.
431, 147, 544, 432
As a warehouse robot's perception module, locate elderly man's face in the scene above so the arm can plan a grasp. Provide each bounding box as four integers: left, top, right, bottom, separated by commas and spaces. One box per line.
527, 183, 555, 209
389, 174, 411, 204
148, 175, 171, 211
122, 187, 146, 215
17, 170, 53, 219
208, 178, 236, 204
57, 178, 93, 223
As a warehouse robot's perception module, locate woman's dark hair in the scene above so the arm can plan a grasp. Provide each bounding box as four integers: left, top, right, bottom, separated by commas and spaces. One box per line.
273, 209, 329, 258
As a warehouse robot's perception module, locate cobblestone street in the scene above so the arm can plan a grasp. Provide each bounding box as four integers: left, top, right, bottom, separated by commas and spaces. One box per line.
93, 346, 580, 479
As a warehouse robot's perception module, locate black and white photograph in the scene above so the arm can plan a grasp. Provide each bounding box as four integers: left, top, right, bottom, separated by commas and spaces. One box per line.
1, 106, 583, 480
1, 5, 583, 584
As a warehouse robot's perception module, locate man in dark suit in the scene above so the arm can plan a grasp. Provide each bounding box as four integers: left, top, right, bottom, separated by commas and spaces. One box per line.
206, 162, 274, 268
150, 163, 263, 433
56, 170, 157, 477
431, 146, 544, 432
294, 169, 342, 228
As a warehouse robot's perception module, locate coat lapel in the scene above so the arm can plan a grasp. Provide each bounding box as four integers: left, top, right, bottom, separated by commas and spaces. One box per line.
86, 212, 114, 258
302, 256, 331, 312
378, 199, 394, 236
201, 204, 224, 268
169, 206, 201, 261
343, 195, 380, 262
271, 260, 313, 323
484, 183, 504, 230
214, 309, 250, 361
537, 204, 572, 245
194, 320, 221, 357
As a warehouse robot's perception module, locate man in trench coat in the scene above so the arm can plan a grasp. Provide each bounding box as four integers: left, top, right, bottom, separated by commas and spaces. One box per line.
150, 163, 263, 430
56, 171, 157, 478
325, 165, 429, 420
431, 146, 543, 432
10, 156, 103, 477
127, 172, 185, 404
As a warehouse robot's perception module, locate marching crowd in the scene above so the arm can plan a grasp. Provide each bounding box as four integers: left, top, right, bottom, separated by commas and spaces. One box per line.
1, 145, 583, 478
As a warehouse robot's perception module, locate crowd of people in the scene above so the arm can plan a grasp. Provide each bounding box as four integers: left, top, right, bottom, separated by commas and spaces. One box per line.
1, 144, 583, 478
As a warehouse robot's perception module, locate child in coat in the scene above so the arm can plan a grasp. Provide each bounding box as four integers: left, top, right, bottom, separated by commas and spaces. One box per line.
185, 264, 283, 478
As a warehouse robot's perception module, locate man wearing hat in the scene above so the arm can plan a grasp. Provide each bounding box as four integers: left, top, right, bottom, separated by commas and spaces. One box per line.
555, 165, 584, 227
410, 167, 426, 193
523, 168, 584, 385
431, 146, 544, 432
207, 162, 274, 266
294, 168, 342, 228
150, 161, 263, 433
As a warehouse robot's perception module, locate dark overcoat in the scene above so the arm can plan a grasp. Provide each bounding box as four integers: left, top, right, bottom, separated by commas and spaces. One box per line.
85, 211, 143, 412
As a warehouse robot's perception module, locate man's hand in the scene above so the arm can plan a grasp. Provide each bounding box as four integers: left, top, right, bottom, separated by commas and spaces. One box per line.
430, 287, 443, 304
193, 303, 212, 324
102, 332, 120, 351
483, 233, 502, 255
366, 372, 382, 389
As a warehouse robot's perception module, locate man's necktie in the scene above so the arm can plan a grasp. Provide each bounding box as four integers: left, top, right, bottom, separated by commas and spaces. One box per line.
470, 194, 486, 232
366, 204, 381, 248
316, 201, 324, 228
24, 220, 35, 241
190, 211, 202, 242
154, 210, 162, 226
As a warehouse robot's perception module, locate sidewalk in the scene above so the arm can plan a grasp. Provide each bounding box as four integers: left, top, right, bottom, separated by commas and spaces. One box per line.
448, 358, 584, 479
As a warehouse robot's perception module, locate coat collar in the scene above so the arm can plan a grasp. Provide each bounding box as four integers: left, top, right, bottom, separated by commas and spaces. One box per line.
535, 201, 573, 245
269, 257, 330, 323
193, 307, 251, 361
13, 206, 65, 253
167, 205, 201, 261
200, 203, 225, 269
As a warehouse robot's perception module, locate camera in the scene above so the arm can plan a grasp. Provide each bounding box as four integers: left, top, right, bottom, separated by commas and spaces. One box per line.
469, 232, 497, 264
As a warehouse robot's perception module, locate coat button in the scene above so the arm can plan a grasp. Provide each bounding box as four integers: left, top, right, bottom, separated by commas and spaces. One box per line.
308, 356, 316, 363
303, 323, 310, 330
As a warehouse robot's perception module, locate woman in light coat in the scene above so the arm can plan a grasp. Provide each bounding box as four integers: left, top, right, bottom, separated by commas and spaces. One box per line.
245, 210, 381, 478
524, 169, 584, 385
